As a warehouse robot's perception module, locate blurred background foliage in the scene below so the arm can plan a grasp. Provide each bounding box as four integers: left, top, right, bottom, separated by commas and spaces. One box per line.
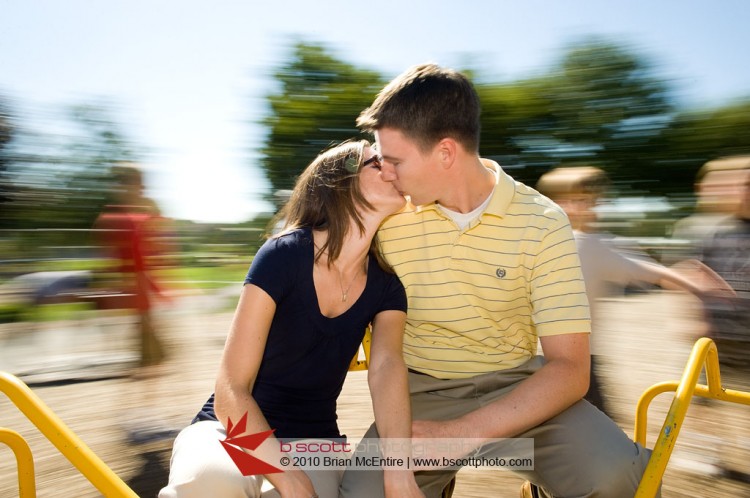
1, 37, 749, 280
260, 42, 386, 193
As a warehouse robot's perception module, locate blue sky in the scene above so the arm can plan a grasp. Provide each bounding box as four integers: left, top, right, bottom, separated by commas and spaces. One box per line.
2, 0, 749, 223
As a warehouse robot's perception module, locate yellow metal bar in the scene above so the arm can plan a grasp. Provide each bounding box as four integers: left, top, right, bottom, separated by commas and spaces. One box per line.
0, 427, 37, 498
633, 338, 750, 497
0, 371, 139, 498
348, 326, 372, 371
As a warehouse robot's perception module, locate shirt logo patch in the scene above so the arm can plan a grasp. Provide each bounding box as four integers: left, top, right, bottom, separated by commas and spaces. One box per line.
495, 268, 506, 278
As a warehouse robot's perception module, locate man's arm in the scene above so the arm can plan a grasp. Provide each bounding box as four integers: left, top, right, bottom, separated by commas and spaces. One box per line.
412, 332, 590, 443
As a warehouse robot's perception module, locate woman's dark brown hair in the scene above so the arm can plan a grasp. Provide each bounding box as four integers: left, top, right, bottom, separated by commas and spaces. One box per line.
271, 140, 392, 271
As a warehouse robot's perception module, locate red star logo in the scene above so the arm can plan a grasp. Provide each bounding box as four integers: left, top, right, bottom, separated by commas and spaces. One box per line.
220, 412, 284, 475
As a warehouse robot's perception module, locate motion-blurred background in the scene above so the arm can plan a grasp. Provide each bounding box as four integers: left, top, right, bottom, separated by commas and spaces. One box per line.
1, 1, 749, 496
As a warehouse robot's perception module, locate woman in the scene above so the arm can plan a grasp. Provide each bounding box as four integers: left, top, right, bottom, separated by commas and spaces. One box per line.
160, 141, 423, 498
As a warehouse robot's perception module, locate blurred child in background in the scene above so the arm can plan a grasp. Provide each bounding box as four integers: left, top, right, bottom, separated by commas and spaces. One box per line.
537, 166, 718, 416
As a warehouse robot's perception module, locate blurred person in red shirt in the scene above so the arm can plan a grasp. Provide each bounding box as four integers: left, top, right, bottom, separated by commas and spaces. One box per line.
94, 163, 170, 371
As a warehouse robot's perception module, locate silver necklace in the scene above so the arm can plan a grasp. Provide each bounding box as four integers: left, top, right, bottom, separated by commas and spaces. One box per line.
336, 264, 359, 302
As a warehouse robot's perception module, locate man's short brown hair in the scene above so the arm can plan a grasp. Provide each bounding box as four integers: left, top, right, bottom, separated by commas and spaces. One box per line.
357, 63, 481, 153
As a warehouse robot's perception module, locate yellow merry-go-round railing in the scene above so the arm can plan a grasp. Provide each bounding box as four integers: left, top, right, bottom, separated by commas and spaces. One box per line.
0, 325, 373, 497
633, 337, 750, 497
347, 325, 372, 371
3, 336, 748, 497
0, 370, 139, 498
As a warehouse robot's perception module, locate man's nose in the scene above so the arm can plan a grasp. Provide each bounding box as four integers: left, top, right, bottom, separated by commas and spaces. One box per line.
380, 163, 397, 182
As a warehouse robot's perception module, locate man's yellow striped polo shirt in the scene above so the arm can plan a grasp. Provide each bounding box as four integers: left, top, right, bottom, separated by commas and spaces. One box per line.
378, 160, 591, 379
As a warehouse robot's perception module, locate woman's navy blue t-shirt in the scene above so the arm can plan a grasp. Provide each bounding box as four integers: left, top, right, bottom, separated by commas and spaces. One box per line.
194, 227, 407, 440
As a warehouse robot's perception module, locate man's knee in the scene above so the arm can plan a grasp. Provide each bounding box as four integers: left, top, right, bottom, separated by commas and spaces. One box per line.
541, 443, 652, 498
591, 443, 652, 497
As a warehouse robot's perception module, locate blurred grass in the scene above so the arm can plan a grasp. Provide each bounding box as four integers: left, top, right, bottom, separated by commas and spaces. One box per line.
0, 261, 250, 323
1, 260, 250, 288
24, 302, 94, 322
155, 263, 249, 290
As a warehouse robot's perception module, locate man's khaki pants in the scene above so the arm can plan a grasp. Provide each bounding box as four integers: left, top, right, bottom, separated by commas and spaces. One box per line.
339, 356, 653, 498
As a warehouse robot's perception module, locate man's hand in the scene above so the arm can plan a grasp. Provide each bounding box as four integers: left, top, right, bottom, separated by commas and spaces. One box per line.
384, 470, 425, 498
273, 468, 318, 497
411, 419, 484, 469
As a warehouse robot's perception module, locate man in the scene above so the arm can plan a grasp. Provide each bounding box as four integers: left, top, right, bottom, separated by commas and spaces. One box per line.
339, 64, 652, 498
700, 165, 750, 368
668, 156, 750, 263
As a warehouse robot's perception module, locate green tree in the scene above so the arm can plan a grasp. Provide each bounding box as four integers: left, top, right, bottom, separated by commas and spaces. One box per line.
477, 77, 558, 183
658, 99, 750, 186
534, 39, 675, 192
1, 101, 140, 256
256, 38, 749, 214
470, 40, 678, 194
0, 96, 14, 209
259, 42, 386, 194
61, 103, 141, 227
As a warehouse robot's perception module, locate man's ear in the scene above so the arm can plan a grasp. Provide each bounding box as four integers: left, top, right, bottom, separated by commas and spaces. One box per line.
436, 138, 457, 169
